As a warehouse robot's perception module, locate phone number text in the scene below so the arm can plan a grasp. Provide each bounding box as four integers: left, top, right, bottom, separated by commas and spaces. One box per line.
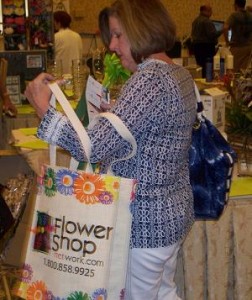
43, 258, 95, 277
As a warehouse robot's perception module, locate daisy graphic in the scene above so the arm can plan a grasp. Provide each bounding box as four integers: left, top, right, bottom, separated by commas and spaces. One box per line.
130, 179, 138, 201
44, 168, 56, 197
92, 288, 107, 299
103, 176, 120, 200
120, 288, 125, 300
99, 191, 113, 204
21, 263, 33, 283
74, 173, 105, 204
56, 169, 78, 195
67, 291, 91, 299
26, 280, 48, 300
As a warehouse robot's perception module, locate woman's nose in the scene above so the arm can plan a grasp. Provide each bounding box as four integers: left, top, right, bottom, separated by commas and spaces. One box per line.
109, 37, 117, 52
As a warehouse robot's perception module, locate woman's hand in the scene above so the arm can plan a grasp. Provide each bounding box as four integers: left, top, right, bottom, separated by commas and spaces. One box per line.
25, 72, 55, 119
100, 100, 112, 111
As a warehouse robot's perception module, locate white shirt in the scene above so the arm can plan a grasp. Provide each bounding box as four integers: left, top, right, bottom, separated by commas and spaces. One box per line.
54, 28, 83, 74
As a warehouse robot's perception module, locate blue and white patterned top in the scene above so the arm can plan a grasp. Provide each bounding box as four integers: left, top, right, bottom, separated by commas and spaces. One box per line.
38, 59, 196, 249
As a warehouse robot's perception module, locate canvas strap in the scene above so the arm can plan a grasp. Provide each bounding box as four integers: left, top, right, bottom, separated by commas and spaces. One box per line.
89, 112, 137, 173
48, 82, 137, 173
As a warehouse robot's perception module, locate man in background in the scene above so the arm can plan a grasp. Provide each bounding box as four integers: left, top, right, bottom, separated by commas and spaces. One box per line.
53, 11, 83, 74
191, 5, 223, 77
223, 0, 252, 72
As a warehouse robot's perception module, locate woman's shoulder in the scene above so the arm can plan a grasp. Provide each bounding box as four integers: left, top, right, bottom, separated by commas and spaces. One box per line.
132, 59, 192, 86
137, 58, 187, 75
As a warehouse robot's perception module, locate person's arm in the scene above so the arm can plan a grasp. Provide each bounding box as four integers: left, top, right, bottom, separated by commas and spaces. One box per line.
205, 20, 222, 40
30, 68, 163, 164
223, 14, 233, 46
223, 22, 230, 46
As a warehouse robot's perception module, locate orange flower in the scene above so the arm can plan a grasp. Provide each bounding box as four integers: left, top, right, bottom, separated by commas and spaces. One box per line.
74, 173, 105, 204
26, 281, 47, 300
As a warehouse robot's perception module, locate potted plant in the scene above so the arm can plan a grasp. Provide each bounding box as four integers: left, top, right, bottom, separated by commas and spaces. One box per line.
102, 52, 131, 100
226, 76, 252, 175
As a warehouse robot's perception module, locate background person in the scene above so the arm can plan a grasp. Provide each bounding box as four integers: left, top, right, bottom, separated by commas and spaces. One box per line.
53, 10, 83, 74
223, 0, 252, 72
25, 0, 196, 299
191, 4, 223, 77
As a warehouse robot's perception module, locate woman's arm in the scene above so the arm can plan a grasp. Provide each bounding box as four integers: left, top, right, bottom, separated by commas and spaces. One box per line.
29, 67, 162, 163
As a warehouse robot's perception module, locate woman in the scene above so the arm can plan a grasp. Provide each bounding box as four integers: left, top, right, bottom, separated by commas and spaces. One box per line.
25, 0, 196, 299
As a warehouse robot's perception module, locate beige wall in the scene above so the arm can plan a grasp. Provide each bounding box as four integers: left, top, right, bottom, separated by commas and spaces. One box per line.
68, 0, 234, 39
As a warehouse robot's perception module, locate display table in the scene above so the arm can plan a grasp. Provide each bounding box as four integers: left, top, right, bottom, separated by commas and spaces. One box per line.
176, 194, 252, 300
2, 105, 251, 299
4, 132, 252, 299
1, 106, 40, 150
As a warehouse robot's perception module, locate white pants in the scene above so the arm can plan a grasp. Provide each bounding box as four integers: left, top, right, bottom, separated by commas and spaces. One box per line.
125, 242, 182, 300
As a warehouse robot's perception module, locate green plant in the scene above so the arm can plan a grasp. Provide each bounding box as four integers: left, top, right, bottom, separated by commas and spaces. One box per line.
102, 53, 131, 89
226, 101, 252, 136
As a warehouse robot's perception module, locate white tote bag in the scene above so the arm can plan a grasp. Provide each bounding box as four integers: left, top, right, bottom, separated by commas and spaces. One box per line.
13, 83, 137, 300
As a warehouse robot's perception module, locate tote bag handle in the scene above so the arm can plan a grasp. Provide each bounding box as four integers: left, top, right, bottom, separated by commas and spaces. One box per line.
89, 112, 137, 173
49, 83, 92, 172
48, 82, 137, 173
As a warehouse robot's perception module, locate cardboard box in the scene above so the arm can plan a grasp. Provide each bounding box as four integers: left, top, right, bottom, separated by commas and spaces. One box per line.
200, 87, 228, 131
186, 65, 202, 79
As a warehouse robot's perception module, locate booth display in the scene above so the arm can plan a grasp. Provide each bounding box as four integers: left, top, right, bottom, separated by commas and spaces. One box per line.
27, 0, 53, 52
0, 50, 47, 105
0, 3, 251, 298
1, 0, 54, 56
1, 0, 26, 51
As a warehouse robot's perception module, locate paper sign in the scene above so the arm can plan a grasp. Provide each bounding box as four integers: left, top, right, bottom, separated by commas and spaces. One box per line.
85, 75, 104, 109
85, 75, 109, 122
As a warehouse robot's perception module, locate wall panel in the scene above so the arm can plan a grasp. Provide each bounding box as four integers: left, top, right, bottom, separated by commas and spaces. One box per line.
68, 0, 234, 39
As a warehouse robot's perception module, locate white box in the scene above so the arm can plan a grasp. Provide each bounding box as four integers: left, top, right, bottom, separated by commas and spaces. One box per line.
200, 87, 227, 131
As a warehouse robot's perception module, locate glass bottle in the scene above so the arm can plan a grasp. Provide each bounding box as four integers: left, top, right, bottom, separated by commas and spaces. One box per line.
92, 48, 104, 83
72, 58, 90, 100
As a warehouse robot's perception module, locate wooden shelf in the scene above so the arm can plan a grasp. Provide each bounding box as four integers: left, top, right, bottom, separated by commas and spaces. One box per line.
0, 149, 19, 156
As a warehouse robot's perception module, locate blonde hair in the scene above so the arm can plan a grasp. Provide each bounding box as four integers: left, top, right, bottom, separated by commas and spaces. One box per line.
99, 0, 176, 63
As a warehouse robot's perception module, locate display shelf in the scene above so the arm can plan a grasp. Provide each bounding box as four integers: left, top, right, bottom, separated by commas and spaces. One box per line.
1, 0, 26, 50
0, 149, 18, 156
27, 0, 53, 53
1, 0, 54, 56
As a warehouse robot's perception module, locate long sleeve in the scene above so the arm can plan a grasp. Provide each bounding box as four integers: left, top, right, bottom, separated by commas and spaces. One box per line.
38, 60, 195, 186
37, 60, 196, 249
